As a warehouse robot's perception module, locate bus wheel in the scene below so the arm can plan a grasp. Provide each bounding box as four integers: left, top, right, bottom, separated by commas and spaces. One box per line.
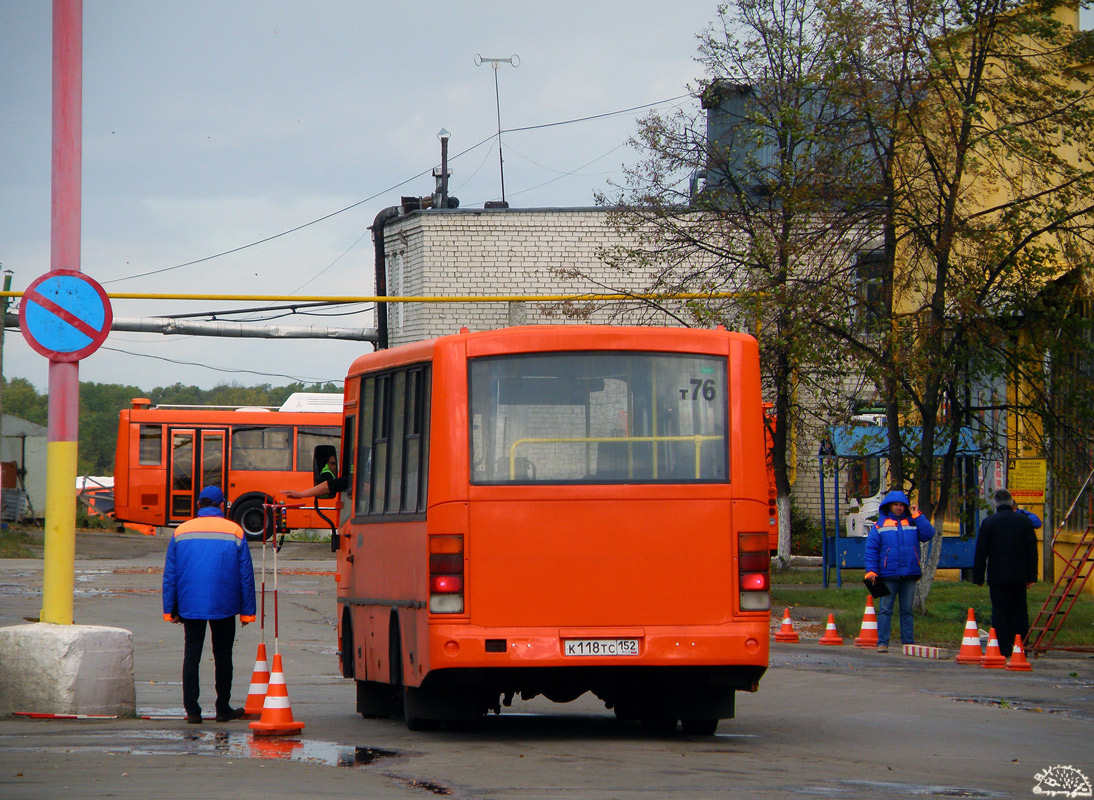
681, 719, 719, 735
339, 612, 355, 679
640, 716, 679, 736
403, 685, 441, 731
232, 497, 272, 542
357, 680, 397, 719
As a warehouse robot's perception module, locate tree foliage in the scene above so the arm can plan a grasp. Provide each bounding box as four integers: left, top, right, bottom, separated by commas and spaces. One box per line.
0, 378, 341, 476
820, 0, 1094, 604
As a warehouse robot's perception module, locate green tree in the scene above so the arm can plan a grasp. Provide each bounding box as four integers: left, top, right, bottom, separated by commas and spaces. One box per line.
1, 377, 48, 426
570, 0, 865, 566
820, 0, 1094, 605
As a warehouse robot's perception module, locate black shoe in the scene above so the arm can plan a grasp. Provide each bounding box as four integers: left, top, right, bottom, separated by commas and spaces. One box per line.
215, 707, 246, 722
186, 713, 203, 724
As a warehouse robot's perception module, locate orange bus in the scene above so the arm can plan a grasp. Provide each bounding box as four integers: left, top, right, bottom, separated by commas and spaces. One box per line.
327, 326, 772, 733
113, 394, 342, 540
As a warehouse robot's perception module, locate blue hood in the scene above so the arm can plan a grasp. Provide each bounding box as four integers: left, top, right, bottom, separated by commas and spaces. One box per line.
879, 490, 910, 516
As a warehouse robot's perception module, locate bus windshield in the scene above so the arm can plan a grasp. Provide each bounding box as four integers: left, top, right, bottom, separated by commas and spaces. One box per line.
470, 351, 728, 484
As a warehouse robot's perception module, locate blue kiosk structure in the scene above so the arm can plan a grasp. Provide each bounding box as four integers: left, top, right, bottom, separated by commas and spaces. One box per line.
818, 425, 981, 588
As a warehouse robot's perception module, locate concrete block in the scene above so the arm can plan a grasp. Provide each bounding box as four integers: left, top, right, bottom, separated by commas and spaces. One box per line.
902, 643, 948, 659
0, 623, 136, 717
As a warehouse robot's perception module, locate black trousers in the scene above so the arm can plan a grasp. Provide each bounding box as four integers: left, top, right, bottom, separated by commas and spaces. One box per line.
989, 582, 1029, 657
181, 616, 236, 716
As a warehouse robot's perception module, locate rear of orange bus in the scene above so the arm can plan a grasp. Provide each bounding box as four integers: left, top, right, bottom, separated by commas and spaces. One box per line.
336, 326, 771, 731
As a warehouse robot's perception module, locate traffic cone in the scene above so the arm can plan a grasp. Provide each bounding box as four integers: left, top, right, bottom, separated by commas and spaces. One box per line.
774, 608, 800, 643
1006, 635, 1032, 672
853, 596, 879, 648
249, 653, 305, 736
981, 628, 1007, 669
955, 608, 983, 664
243, 642, 270, 719
818, 613, 844, 645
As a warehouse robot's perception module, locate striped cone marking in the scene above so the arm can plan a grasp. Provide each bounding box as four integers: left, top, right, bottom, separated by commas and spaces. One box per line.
981, 628, 1007, 669
244, 642, 270, 719
1006, 635, 1033, 672
774, 608, 800, 643
249, 653, 304, 736
818, 613, 843, 645
955, 608, 983, 664
854, 596, 879, 648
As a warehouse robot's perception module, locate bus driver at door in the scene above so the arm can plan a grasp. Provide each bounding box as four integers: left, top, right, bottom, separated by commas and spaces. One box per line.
283, 452, 370, 502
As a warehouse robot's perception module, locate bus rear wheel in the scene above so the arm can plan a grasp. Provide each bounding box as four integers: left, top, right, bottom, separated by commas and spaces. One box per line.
403, 686, 441, 731
681, 719, 719, 735
232, 496, 272, 543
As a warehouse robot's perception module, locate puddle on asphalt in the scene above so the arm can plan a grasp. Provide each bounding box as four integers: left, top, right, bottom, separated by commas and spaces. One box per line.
940, 694, 1087, 719
4, 728, 399, 767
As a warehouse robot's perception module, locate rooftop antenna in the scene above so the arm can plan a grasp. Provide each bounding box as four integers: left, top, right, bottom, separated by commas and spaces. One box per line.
475, 54, 519, 206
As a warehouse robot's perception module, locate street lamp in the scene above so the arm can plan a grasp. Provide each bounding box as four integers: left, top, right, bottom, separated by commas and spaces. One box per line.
475, 54, 519, 206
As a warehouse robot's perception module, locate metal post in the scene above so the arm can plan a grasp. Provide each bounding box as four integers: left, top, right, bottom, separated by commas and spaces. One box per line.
41, 0, 82, 625
475, 54, 518, 205
0, 270, 9, 525
819, 454, 828, 588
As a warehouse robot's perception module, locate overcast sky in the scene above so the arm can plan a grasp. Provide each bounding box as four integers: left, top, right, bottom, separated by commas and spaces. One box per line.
0, 1, 721, 393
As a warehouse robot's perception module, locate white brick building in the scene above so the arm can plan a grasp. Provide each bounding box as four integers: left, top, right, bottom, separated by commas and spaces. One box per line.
380, 207, 684, 347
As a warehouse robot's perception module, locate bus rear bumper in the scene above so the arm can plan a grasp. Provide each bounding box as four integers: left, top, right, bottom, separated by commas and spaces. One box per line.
427, 621, 769, 673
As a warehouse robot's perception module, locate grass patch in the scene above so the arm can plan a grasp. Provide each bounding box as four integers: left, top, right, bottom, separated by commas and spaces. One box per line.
772, 567, 1094, 649
0, 524, 40, 558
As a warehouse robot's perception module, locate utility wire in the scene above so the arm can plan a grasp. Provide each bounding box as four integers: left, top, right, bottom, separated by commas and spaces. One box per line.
103, 95, 692, 287
99, 345, 344, 385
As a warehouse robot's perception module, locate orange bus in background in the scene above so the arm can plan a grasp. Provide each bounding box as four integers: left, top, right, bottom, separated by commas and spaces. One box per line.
113, 394, 342, 540
328, 326, 772, 733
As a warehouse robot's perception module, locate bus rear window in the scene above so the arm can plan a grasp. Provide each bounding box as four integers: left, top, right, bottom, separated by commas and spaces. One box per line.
470, 352, 728, 484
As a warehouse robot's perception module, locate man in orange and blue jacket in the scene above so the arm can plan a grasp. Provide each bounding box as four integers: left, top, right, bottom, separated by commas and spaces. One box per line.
863, 489, 936, 653
163, 486, 256, 723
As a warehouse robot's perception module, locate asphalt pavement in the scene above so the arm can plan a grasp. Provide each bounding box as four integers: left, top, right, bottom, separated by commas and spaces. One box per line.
0, 530, 1091, 800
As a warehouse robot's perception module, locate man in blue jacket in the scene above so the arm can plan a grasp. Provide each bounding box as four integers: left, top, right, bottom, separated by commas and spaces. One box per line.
864, 489, 936, 653
163, 486, 256, 723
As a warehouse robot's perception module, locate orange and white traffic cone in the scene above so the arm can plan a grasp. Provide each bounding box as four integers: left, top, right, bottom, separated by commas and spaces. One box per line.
243, 642, 270, 719
774, 608, 800, 643
955, 608, 983, 664
1006, 635, 1032, 672
853, 596, 879, 649
818, 613, 844, 646
249, 653, 305, 736
981, 628, 1007, 669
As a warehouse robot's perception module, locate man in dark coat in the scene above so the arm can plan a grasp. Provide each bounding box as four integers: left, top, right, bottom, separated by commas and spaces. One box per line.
973, 488, 1039, 656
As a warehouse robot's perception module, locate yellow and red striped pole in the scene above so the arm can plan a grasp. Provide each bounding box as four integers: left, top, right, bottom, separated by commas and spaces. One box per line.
40, 0, 82, 625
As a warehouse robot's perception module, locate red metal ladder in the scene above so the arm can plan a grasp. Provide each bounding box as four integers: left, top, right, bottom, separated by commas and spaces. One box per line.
1026, 466, 1094, 655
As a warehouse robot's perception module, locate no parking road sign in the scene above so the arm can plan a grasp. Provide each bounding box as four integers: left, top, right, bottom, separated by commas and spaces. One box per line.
20, 270, 113, 362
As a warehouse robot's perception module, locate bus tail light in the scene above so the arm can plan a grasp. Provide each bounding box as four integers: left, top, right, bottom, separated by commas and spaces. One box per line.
429, 535, 464, 614
738, 531, 770, 611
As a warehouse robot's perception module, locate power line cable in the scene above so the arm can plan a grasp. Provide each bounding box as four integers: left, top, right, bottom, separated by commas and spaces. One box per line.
103, 96, 692, 287
98, 345, 344, 385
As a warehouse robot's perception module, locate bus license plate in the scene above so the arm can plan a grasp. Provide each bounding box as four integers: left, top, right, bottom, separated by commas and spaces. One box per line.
563, 639, 639, 657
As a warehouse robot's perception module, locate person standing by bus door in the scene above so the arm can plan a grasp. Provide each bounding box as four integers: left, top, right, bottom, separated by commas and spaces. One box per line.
973, 488, 1039, 657
162, 486, 256, 723
863, 489, 936, 653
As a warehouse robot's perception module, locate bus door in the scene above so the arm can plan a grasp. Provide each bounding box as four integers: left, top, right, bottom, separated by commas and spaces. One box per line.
168, 428, 227, 524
